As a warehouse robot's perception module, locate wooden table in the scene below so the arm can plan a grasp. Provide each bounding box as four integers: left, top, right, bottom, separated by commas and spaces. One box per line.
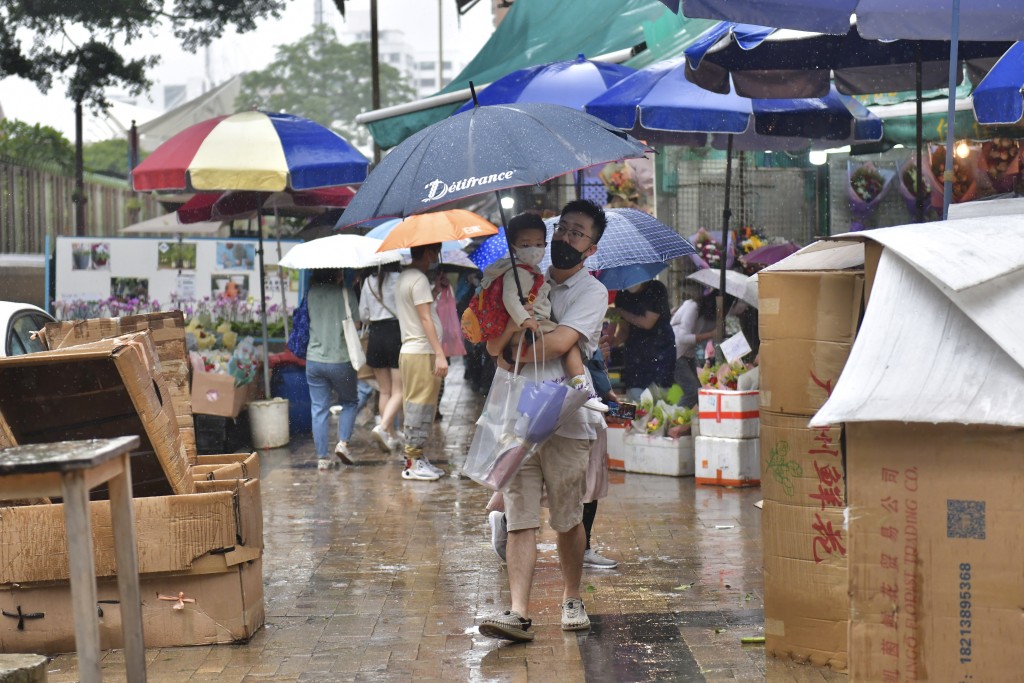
0, 436, 146, 683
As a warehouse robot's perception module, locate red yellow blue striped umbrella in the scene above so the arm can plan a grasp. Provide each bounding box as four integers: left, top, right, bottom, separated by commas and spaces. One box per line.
131, 111, 368, 398
131, 110, 368, 192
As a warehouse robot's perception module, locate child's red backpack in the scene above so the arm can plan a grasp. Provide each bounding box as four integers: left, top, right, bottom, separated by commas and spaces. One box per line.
461, 265, 544, 343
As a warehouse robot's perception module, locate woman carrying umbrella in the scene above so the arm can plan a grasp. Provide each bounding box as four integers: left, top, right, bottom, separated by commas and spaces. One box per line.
306, 268, 361, 471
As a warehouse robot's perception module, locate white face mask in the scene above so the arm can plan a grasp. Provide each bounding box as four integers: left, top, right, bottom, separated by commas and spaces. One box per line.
514, 246, 546, 267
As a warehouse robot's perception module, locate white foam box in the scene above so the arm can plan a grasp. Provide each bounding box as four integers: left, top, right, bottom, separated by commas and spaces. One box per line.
697, 389, 760, 438
606, 420, 628, 471
622, 433, 694, 477
695, 435, 760, 487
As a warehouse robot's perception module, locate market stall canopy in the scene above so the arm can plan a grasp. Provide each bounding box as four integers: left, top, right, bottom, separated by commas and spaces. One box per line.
973, 42, 1024, 125
120, 213, 225, 235
357, 0, 716, 149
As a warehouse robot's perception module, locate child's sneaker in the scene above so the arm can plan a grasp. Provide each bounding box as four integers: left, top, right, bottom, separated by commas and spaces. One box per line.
568, 374, 609, 413
402, 459, 441, 481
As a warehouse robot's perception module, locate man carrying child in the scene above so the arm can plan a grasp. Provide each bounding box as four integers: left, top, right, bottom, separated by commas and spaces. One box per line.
478, 199, 609, 641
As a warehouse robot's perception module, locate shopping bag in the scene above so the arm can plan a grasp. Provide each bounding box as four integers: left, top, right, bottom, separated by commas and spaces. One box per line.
436, 286, 467, 358
515, 380, 568, 443
462, 367, 529, 490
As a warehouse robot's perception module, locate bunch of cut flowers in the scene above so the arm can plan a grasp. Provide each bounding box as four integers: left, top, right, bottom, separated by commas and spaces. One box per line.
734, 226, 767, 256
850, 163, 884, 202
698, 359, 749, 391
692, 228, 723, 268
627, 386, 695, 439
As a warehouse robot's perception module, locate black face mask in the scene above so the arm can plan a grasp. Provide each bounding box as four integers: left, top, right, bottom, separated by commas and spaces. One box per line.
550, 239, 586, 269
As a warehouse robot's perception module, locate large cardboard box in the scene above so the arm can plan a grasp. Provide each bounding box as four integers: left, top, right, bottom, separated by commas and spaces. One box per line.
762, 500, 849, 669
0, 477, 262, 584
0, 331, 194, 496
0, 558, 264, 653
844, 422, 1024, 682
191, 371, 256, 418
44, 311, 197, 461
758, 271, 864, 344
760, 411, 848, 669
758, 339, 852, 417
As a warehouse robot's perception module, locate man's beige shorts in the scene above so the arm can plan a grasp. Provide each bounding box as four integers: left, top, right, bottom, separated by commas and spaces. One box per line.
504, 434, 594, 534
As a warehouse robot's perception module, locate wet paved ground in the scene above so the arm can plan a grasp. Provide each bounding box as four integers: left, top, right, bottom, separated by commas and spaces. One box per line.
47, 359, 845, 682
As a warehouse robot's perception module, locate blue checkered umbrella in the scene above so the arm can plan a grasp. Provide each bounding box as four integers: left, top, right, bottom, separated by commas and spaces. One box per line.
470, 227, 509, 270
538, 209, 695, 290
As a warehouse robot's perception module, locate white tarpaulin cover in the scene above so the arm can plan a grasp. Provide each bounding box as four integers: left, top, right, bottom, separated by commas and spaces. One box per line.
809, 212, 1024, 427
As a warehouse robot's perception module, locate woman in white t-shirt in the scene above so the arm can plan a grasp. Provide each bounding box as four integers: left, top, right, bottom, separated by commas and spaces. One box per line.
359, 262, 403, 453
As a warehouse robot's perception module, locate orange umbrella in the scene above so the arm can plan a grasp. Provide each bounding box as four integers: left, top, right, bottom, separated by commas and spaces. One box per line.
376, 209, 498, 252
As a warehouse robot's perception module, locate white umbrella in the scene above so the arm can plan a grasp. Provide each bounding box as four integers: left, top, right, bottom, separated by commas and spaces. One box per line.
120, 212, 225, 235
278, 235, 400, 270
688, 268, 758, 308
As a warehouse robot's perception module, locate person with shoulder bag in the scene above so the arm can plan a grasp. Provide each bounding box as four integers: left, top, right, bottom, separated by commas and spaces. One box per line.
305, 268, 362, 471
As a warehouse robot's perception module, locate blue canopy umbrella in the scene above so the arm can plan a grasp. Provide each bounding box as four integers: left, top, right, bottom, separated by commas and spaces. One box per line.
683, 21, 1012, 221
455, 55, 635, 113
586, 56, 883, 337
973, 42, 1024, 125
675, 0, 1024, 216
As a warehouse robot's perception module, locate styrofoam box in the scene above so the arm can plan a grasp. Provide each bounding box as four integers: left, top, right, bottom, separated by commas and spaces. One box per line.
698, 389, 760, 438
695, 435, 760, 487
607, 421, 627, 471
622, 433, 694, 477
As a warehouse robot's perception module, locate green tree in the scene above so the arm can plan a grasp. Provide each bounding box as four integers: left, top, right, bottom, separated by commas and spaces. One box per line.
83, 138, 151, 178
0, 0, 287, 108
237, 26, 416, 150
0, 119, 74, 171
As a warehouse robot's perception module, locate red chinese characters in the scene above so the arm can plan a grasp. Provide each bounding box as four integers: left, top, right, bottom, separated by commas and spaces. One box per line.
811, 512, 846, 563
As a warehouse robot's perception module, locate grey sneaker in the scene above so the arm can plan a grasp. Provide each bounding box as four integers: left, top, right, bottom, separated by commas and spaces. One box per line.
479, 610, 534, 642
488, 510, 507, 563
421, 456, 445, 477
334, 440, 353, 465
583, 549, 618, 569
561, 598, 590, 631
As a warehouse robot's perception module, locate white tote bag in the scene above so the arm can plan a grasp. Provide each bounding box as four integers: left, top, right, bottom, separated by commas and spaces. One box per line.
342, 291, 366, 371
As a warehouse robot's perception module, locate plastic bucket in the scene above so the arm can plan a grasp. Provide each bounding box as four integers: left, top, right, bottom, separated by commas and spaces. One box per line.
249, 397, 290, 449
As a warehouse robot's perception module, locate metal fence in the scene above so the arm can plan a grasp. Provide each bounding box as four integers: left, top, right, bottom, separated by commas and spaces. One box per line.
0, 159, 161, 254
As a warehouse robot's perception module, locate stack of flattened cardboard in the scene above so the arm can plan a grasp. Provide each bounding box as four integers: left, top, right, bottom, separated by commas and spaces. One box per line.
810, 209, 1024, 682
0, 314, 264, 653
756, 267, 864, 670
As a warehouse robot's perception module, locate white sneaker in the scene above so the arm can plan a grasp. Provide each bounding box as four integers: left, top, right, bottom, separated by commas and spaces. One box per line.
421, 456, 446, 477
402, 459, 441, 481
334, 440, 353, 465
317, 458, 332, 471
371, 424, 395, 453
583, 549, 618, 569
567, 375, 609, 413
329, 405, 342, 416
488, 511, 507, 563
561, 598, 591, 631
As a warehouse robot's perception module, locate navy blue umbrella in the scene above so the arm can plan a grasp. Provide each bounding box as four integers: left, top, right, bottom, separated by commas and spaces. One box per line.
973, 42, 1024, 125
684, 22, 1009, 100
455, 55, 636, 113
586, 56, 882, 338
683, 21, 1012, 222
339, 101, 649, 228
676, 0, 1024, 216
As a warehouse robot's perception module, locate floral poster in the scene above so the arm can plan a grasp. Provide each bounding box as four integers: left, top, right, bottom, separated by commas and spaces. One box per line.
212, 274, 249, 299
71, 242, 110, 270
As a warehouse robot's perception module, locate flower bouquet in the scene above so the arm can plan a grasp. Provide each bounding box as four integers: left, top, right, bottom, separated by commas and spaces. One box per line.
692, 228, 724, 269
698, 360, 748, 391
897, 158, 937, 221
666, 404, 694, 439
734, 226, 767, 257
848, 161, 896, 231
979, 137, 1021, 193
926, 144, 979, 206
600, 161, 639, 207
